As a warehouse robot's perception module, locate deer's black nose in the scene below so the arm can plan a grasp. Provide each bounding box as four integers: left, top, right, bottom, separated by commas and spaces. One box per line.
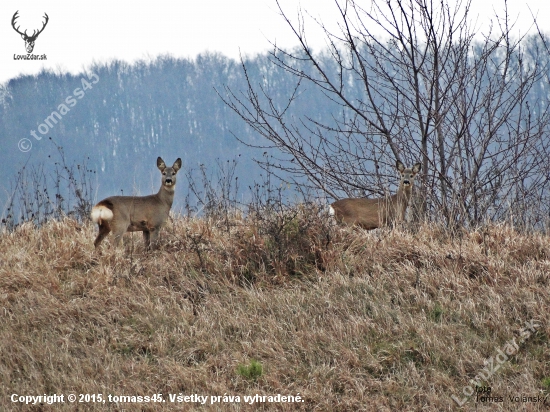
165, 178, 172, 184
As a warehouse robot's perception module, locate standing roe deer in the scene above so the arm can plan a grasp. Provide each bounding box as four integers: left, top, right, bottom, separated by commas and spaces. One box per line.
91, 157, 182, 249
329, 161, 421, 230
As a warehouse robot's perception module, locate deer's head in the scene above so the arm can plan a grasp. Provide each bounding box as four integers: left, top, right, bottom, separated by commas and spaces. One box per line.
12, 11, 49, 54
396, 160, 421, 189
157, 157, 182, 192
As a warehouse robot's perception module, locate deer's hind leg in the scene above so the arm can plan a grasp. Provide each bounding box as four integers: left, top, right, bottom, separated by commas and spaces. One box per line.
109, 218, 130, 247
94, 223, 111, 248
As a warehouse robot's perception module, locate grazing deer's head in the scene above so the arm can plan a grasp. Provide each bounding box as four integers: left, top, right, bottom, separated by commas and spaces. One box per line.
12, 11, 49, 54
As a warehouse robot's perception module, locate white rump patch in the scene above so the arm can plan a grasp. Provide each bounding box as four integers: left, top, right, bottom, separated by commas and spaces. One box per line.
91, 205, 114, 224
328, 205, 335, 216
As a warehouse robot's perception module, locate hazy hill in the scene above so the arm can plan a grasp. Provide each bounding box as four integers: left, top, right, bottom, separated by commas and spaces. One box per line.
0, 52, 342, 217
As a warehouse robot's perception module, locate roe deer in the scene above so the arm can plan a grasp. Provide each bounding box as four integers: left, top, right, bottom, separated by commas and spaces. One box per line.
329, 161, 421, 230
91, 157, 182, 249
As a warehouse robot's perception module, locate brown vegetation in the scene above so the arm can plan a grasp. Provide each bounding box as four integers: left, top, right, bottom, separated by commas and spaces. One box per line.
1, 209, 549, 411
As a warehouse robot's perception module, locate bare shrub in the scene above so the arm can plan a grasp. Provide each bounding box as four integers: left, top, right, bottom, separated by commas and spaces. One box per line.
2, 138, 95, 230
222, 0, 550, 230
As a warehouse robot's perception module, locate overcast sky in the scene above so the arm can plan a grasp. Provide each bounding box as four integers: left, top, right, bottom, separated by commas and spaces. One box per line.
1, 0, 548, 85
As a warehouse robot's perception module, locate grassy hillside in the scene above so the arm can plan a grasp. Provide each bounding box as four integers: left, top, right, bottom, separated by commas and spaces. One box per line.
1, 210, 549, 411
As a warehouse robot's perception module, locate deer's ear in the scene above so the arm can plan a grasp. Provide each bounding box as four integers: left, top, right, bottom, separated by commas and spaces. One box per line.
396, 160, 405, 172
412, 162, 422, 174
173, 158, 182, 172
157, 157, 166, 171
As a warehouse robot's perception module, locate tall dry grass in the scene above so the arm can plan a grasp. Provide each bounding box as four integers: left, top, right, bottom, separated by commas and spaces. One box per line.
0, 209, 549, 411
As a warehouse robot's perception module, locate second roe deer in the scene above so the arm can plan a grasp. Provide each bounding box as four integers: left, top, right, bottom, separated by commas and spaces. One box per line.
91, 157, 182, 249
329, 161, 421, 230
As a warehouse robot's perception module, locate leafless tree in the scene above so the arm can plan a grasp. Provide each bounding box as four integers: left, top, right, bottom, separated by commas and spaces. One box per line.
223, 0, 550, 229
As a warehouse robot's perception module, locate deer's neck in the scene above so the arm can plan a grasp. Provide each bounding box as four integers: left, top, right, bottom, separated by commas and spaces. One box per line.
157, 185, 176, 207
396, 184, 413, 206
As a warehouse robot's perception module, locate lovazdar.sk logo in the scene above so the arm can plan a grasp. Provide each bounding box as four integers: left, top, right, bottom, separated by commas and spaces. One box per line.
11, 10, 49, 60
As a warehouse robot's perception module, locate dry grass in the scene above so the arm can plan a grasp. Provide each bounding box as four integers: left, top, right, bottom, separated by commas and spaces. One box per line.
1, 209, 549, 411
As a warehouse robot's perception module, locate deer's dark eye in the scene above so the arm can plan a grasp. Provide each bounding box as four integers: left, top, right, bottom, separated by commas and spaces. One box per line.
163, 172, 166, 175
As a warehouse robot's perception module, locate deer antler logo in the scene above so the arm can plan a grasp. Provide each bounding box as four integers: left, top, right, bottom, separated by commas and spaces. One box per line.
11, 11, 49, 54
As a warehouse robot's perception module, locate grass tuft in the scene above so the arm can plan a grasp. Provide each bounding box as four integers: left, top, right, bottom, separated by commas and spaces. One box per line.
237, 359, 263, 381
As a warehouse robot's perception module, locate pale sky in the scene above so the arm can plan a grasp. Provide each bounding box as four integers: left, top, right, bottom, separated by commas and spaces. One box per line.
1, 0, 548, 85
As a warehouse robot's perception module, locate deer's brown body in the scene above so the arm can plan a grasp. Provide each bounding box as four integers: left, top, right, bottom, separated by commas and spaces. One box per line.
330, 161, 421, 230
91, 157, 182, 249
